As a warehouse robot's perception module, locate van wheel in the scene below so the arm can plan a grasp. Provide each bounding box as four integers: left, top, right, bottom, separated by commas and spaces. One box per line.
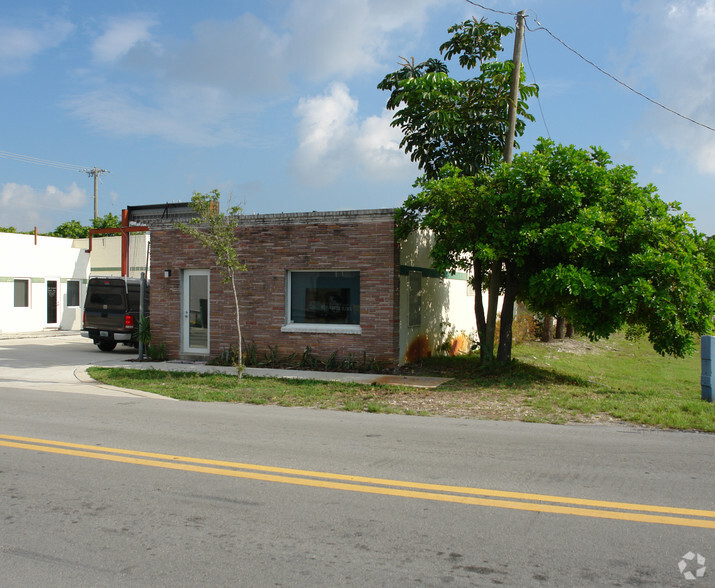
97, 341, 117, 352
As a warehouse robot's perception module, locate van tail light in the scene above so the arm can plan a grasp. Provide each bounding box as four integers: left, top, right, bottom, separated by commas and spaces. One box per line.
82, 311, 86, 327
124, 314, 134, 329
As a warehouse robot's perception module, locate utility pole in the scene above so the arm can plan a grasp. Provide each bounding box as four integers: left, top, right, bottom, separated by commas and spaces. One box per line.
82, 166, 110, 221
503, 10, 526, 164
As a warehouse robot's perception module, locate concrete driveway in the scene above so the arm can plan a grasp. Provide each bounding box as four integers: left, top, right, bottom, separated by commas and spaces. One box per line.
0, 332, 165, 398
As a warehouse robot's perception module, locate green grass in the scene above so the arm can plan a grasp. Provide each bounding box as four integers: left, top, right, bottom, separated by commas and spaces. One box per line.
87, 333, 715, 432
88, 367, 411, 413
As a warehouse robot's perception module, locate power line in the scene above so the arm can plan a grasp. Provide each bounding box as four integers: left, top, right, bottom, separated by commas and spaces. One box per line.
0, 149, 87, 172
463, 1, 517, 17
464, 2, 715, 133
523, 35, 551, 140
0, 148, 111, 220
524, 14, 715, 133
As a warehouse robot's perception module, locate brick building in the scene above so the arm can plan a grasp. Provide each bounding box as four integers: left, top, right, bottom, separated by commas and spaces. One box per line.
148, 208, 476, 368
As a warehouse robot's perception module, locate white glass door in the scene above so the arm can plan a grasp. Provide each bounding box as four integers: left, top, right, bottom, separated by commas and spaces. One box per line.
182, 270, 210, 354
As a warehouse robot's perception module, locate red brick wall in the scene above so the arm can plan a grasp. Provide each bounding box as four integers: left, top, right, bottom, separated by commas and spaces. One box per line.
149, 210, 400, 368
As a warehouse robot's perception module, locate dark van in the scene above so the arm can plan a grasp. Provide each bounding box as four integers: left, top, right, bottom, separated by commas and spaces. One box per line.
81, 276, 149, 352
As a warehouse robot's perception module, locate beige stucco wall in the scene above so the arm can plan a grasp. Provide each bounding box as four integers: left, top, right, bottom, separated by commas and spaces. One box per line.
398, 229, 487, 362
73, 233, 150, 278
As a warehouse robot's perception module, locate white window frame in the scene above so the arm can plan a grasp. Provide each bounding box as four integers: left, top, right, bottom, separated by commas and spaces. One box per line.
282, 270, 362, 335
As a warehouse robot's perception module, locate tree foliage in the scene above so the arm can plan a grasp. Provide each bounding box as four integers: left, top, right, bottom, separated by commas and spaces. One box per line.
397, 140, 715, 363
1, 213, 121, 237
52, 220, 89, 238
176, 190, 247, 376
91, 213, 121, 229
51, 213, 121, 238
378, 17, 538, 178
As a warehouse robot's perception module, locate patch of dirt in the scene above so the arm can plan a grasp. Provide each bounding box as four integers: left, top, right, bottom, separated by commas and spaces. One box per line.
539, 338, 614, 355
377, 388, 619, 424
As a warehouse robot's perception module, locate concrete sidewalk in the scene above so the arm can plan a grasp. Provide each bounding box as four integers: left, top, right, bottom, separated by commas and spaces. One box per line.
0, 329, 82, 340
0, 330, 449, 389
101, 360, 451, 389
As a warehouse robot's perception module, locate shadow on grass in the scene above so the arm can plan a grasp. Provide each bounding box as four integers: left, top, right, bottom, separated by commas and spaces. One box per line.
404, 355, 592, 389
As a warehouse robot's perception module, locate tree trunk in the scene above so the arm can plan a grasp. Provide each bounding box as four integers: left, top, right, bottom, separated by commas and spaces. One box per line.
473, 258, 486, 347
541, 315, 554, 342
230, 271, 243, 379
566, 322, 575, 338
496, 263, 519, 363
481, 261, 501, 366
555, 316, 566, 339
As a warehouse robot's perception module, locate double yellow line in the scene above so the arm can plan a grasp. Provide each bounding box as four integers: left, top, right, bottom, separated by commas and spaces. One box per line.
1, 433, 714, 529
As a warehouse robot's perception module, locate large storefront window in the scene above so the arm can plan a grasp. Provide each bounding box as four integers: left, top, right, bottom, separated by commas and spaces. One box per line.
287, 271, 360, 326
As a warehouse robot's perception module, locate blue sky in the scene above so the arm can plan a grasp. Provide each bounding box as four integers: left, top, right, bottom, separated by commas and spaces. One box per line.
1, 0, 714, 235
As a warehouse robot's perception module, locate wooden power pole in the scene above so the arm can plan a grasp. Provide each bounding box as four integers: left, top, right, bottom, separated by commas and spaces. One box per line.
83, 166, 110, 220
503, 10, 526, 164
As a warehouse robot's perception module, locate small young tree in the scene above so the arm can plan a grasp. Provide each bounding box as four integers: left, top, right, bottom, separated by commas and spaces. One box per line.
177, 190, 247, 376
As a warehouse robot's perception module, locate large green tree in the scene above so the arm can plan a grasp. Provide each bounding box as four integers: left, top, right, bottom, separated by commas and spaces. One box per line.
397, 139, 715, 364
378, 17, 538, 178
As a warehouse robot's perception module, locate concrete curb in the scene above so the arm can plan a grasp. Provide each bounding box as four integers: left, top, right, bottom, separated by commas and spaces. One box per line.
93, 361, 451, 389
75, 367, 178, 400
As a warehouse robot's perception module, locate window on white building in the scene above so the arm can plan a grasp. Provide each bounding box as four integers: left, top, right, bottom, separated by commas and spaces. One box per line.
14, 279, 29, 307
67, 280, 80, 307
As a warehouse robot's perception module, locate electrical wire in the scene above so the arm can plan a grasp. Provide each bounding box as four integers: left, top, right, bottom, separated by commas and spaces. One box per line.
523, 34, 551, 140
463, 1, 517, 17
464, 2, 715, 133
524, 15, 715, 133
0, 149, 88, 172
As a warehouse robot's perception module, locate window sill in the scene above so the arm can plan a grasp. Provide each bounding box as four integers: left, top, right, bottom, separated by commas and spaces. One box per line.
281, 323, 362, 335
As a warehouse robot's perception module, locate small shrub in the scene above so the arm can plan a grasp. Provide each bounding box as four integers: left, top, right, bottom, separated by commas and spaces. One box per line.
264, 345, 279, 368
210, 344, 241, 366
244, 341, 258, 367
512, 313, 538, 345
146, 342, 166, 361
326, 350, 339, 371
300, 346, 321, 370
341, 353, 357, 371
137, 315, 152, 348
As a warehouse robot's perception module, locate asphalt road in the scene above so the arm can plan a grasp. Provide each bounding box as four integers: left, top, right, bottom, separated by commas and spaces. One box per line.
0, 334, 713, 586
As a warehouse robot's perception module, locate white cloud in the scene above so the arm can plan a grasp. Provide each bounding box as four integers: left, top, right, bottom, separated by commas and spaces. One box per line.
92, 15, 159, 64
64, 1, 444, 147
0, 182, 88, 231
292, 83, 415, 186
355, 110, 415, 181
65, 85, 242, 147
628, 0, 715, 174
0, 19, 74, 75
293, 82, 359, 185
167, 13, 290, 96
284, 0, 437, 80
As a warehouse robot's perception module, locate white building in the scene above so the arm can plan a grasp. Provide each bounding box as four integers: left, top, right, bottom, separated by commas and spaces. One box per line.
399, 229, 480, 360
0, 232, 90, 333
0, 232, 149, 334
